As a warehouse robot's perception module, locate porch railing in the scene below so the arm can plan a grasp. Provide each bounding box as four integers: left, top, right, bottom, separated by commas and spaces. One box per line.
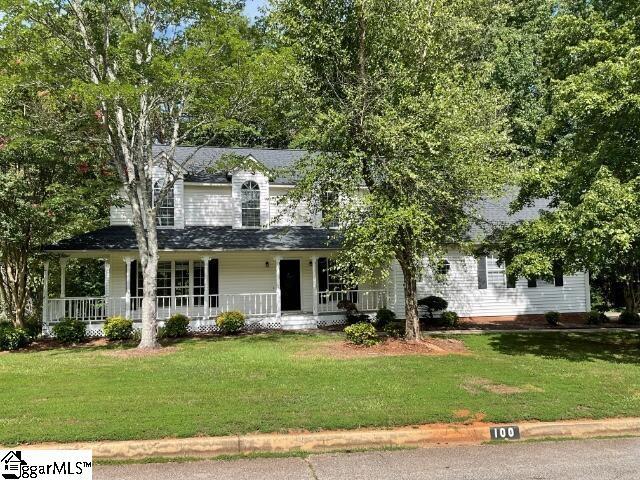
44, 292, 278, 324
317, 290, 387, 314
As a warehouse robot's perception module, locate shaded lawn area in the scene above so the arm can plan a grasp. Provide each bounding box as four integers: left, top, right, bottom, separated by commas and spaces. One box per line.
1, 331, 639, 445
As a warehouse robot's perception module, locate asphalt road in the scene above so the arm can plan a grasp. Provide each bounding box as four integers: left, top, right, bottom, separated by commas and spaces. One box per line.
95, 437, 640, 480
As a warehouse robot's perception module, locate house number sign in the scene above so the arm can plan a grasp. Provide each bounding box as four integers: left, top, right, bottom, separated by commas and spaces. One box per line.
489, 426, 520, 440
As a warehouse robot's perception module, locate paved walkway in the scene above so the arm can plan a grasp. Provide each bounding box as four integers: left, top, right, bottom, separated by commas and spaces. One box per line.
95, 437, 640, 480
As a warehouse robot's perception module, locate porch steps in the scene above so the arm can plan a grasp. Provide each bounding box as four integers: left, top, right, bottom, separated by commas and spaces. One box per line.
280, 314, 318, 330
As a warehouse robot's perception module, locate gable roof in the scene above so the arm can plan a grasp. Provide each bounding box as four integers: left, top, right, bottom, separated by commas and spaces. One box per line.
154, 145, 306, 184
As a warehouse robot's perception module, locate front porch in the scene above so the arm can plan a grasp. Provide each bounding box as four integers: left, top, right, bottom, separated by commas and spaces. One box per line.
42, 251, 392, 335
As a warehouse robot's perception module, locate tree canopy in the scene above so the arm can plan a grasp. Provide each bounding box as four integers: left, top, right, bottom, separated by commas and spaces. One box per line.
271, 0, 515, 338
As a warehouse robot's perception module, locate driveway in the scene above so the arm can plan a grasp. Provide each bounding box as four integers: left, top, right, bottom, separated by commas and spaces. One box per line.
95, 437, 640, 479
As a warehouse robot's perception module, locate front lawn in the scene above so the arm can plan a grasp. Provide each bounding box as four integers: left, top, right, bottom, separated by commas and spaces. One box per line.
1, 331, 639, 445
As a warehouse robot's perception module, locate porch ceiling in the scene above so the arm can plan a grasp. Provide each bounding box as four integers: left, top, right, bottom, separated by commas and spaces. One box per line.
44, 226, 341, 252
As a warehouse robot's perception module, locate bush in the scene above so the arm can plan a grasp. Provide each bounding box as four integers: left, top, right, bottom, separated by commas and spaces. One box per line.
164, 314, 190, 338
374, 308, 396, 329
23, 314, 42, 339
337, 299, 369, 325
440, 311, 460, 328
216, 311, 245, 335
0, 322, 30, 351
52, 318, 86, 344
383, 322, 403, 338
418, 295, 448, 319
619, 310, 640, 325
545, 311, 561, 326
585, 310, 607, 325
344, 322, 379, 346
103, 316, 134, 341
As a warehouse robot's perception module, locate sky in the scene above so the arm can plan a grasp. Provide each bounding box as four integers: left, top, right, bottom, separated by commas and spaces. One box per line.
243, 0, 269, 21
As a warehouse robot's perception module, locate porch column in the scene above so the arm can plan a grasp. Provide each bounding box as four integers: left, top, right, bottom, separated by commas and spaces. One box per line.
42, 260, 49, 328
103, 258, 111, 317
124, 257, 133, 319
275, 256, 282, 318
59, 257, 68, 298
202, 256, 210, 319
311, 256, 319, 315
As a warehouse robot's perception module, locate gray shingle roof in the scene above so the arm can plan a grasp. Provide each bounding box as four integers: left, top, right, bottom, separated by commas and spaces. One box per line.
468, 196, 550, 239
155, 145, 306, 184
46, 226, 340, 251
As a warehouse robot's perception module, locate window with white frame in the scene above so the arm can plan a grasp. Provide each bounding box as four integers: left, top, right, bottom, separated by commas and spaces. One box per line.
157, 261, 172, 307
193, 261, 205, 306
321, 192, 339, 227
153, 180, 175, 227
174, 261, 189, 307
241, 180, 261, 227
487, 255, 506, 288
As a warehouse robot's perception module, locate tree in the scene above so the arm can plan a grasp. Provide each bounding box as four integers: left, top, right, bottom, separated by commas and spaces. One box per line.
5, 0, 281, 347
0, 21, 116, 328
270, 0, 513, 340
487, 0, 640, 312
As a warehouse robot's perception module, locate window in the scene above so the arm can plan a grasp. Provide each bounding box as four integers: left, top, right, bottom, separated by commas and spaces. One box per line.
478, 255, 508, 289
157, 261, 172, 307
487, 256, 506, 288
175, 261, 189, 307
193, 261, 205, 307
153, 181, 175, 227
321, 192, 339, 227
317, 258, 357, 303
241, 181, 261, 227
437, 259, 451, 276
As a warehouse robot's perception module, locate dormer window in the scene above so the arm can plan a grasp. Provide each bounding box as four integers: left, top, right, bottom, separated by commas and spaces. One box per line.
153, 180, 175, 227
241, 180, 261, 227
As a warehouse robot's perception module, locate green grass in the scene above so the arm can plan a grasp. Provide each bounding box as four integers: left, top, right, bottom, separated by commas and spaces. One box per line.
1, 331, 639, 445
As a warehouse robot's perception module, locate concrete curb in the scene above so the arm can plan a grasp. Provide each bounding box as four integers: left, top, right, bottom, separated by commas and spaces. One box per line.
9, 418, 640, 460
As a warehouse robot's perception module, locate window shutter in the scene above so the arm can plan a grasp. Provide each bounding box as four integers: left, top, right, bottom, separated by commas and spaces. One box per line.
209, 259, 219, 307
527, 277, 538, 288
506, 273, 517, 289
129, 260, 138, 310
553, 261, 564, 287
318, 257, 328, 304
477, 256, 488, 290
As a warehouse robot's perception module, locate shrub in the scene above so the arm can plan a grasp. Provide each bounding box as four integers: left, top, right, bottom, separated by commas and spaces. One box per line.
440, 311, 460, 328
337, 299, 369, 325
585, 310, 607, 325
52, 318, 86, 344
23, 314, 42, 339
344, 322, 379, 346
418, 295, 448, 319
619, 310, 640, 325
383, 322, 403, 338
164, 314, 190, 338
103, 316, 134, 341
0, 322, 30, 351
545, 311, 561, 326
374, 308, 396, 329
216, 311, 245, 335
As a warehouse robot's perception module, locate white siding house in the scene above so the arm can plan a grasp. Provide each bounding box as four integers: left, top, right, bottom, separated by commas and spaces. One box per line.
43, 146, 589, 335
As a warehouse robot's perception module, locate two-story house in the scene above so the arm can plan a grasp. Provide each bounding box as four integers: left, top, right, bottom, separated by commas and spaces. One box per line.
42, 145, 591, 335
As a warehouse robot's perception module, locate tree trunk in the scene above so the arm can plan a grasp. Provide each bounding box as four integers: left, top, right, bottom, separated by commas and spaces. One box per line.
0, 251, 29, 328
399, 260, 420, 341
623, 280, 640, 313
138, 252, 159, 349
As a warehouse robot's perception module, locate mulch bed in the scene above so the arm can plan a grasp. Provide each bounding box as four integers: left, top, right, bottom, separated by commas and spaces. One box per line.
298, 337, 468, 359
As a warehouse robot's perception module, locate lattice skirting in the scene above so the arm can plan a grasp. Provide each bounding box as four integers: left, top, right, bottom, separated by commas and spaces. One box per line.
45, 318, 285, 338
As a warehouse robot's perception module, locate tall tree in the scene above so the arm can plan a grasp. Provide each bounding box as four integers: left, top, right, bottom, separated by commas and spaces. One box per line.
4, 0, 278, 347
0, 16, 116, 327
487, 0, 640, 311
271, 0, 513, 339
